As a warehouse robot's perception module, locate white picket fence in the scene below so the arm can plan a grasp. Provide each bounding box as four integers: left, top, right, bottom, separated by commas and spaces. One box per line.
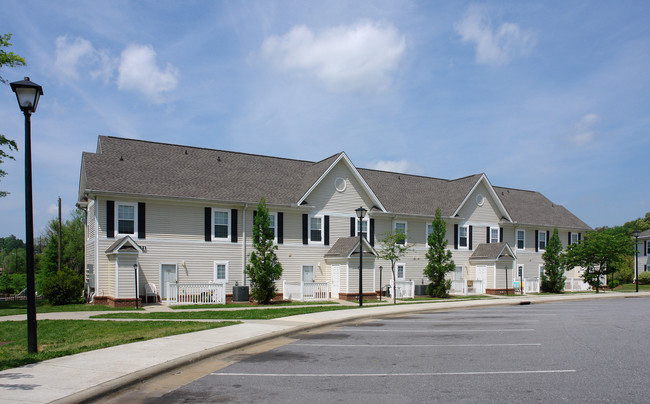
450, 279, 485, 295
282, 281, 330, 302
389, 280, 415, 298
166, 282, 226, 305
565, 277, 591, 292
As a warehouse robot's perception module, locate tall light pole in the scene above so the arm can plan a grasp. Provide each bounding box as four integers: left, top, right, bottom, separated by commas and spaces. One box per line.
355, 206, 367, 307
634, 230, 640, 293
10, 77, 43, 354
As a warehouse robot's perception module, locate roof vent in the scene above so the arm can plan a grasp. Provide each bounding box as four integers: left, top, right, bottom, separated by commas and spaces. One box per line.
398, 175, 401, 180
184, 150, 188, 155
119, 156, 123, 161
217, 156, 221, 162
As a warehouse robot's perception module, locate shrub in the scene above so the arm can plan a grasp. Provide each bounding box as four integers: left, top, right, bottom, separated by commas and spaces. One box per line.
41, 268, 84, 305
607, 279, 619, 289
638, 271, 650, 285
0, 273, 26, 295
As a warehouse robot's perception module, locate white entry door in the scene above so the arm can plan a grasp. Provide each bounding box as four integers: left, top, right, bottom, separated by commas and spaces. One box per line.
331, 265, 340, 299
160, 264, 177, 300
476, 265, 487, 294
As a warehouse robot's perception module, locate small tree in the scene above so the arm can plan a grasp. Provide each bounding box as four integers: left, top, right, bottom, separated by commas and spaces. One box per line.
41, 267, 84, 305
245, 198, 283, 304
377, 229, 413, 304
423, 208, 456, 297
564, 230, 633, 293
541, 228, 565, 293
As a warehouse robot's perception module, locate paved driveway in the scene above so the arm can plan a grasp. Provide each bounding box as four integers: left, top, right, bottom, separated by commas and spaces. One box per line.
154, 297, 650, 403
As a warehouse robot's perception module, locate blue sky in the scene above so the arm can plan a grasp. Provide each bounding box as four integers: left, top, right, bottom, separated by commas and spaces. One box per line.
1, 0, 649, 240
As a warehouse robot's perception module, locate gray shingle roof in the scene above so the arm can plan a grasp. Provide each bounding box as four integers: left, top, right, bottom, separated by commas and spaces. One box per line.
639, 229, 650, 238
324, 237, 375, 258
493, 186, 590, 230
80, 136, 590, 230
470, 242, 514, 260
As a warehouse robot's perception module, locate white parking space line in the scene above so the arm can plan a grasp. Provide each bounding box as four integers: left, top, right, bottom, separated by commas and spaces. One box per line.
340, 328, 535, 333
291, 343, 541, 348
212, 370, 576, 377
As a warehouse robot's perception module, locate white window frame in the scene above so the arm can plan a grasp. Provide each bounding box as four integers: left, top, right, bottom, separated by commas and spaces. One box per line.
393, 221, 407, 244
212, 209, 231, 241
357, 217, 370, 240
458, 225, 469, 249
213, 261, 229, 283
302, 265, 315, 283
454, 265, 463, 281
570, 233, 579, 245
517, 264, 524, 279
538, 230, 547, 251
539, 264, 545, 279
268, 212, 277, 242
116, 202, 137, 237
426, 223, 434, 243
490, 227, 499, 244
309, 216, 323, 244
516, 229, 525, 250
396, 263, 406, 280
646, 241, 649, 255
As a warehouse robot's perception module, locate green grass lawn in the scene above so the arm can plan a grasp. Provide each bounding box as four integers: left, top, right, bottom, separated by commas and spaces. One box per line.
615, 283, 650, 292
0, 299, 139, 316
93, 305, 354, 320
171, 300, 338, 310
0, 319, 238, 371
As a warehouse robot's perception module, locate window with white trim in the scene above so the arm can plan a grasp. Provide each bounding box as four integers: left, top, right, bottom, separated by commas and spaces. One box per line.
213, 209, 230, 240
490, 227, 499, 244
570, 233, 579, 245
539, 265, 545, 278
269, 213, 276, 239
459, 225, 468, 248
538, 230, 547, 251
646, 241, 650, 255
454, 265, 463, 281
117, 203, 136, 235
517, 264, 524, 279
426, 224, 433, 243
302, 265, 315, 283
214, 261, 229, 283
394, 221, 407, 244
396, 263, 405, 280
356, 218, 369, 240
517, 230, 525, 250
310, 217, 322, 243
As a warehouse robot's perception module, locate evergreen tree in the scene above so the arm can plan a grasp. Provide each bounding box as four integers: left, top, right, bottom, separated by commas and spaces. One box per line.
541, 228, 565, 293
245, 198, 283, 304
377, 229, 414, 304
423, 208, 456, 297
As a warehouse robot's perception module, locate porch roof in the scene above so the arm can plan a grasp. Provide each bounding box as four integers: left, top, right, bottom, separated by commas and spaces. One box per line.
469, 242, 515, 261
324, 237, 376, 259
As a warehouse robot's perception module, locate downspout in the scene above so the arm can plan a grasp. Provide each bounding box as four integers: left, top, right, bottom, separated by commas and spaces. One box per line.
242, 204, 248, 286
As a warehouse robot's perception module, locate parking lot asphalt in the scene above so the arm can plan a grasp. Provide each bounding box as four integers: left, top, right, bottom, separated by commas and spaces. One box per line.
1, 291, 648, 404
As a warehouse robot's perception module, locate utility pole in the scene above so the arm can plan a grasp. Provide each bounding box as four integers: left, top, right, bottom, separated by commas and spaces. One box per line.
58, 197, 62, 272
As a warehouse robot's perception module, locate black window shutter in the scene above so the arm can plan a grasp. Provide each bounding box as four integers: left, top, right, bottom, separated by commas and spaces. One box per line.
546, 231, 549, 244
535, 230, 539, 252
350, 217, 356, 237
469, 225, 473, 250
324, 215, 330, 246
645, 241, 647, 257
277, 212, 283, 244
500, 227, 503, 243
106, 200, 115, 238
138, 202, 146, 239
302, 214, 308, 245
204, 207, 211, 242
568, 232, 572, 245
231, 209, 238, 243
578, 233, 582, 243
369, 218, 375, 246
486, 227, 490, 243
454, 224, 459, 250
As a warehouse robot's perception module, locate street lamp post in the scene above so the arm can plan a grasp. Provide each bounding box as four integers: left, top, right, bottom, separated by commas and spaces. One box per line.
355, 206, 367, 307
133, 263, 139, 309
634, 230, 640, 293
379, 265, 383, 302
10, 77, 43, 354
505, 265, 509, 296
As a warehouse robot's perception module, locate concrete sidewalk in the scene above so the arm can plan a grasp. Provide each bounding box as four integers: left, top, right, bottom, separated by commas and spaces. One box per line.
2, 292, 648, 404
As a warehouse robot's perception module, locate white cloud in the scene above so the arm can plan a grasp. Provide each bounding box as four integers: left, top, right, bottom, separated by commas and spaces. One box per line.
53, 35, 116, 83
54, 35, 96, 79
366, 159, 419, 174
117, 44, 178, 103
455, 5, 534, 65
568, 113, 600, 146
260, 20, 406, 93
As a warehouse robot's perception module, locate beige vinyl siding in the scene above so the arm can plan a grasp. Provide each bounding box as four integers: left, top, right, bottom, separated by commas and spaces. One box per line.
456, 183, 501, 224
147, 202, 204, 241
347, 261, 376, 293
308, 162, 374, 213
116, 255, 137, 298
87, 200, 96, 240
